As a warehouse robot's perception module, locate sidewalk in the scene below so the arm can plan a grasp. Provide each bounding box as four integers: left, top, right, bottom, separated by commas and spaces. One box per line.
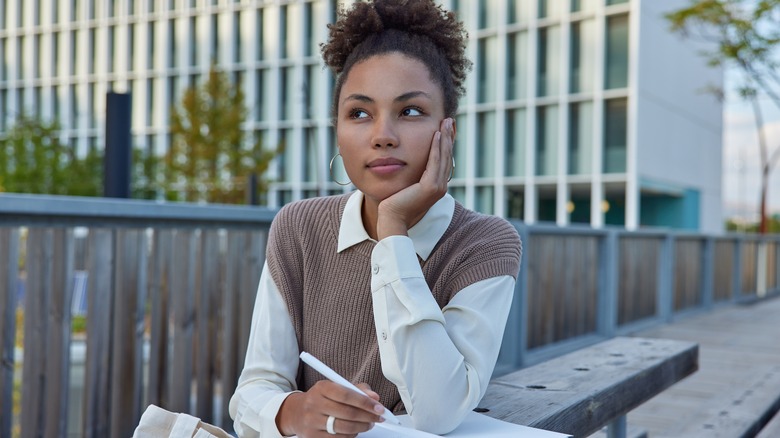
625, 295, 780, 437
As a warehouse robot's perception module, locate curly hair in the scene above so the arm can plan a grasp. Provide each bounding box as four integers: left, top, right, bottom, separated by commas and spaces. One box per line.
321, 0, 472, 119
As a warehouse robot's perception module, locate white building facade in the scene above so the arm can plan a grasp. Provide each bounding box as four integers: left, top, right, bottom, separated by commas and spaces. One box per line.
0, 0, 723, 231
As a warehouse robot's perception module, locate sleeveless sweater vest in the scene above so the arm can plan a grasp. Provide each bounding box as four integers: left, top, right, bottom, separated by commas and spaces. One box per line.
266, 194, 521, 412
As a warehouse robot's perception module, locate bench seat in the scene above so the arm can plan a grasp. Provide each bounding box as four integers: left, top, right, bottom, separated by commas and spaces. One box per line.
479, 337, 698, 438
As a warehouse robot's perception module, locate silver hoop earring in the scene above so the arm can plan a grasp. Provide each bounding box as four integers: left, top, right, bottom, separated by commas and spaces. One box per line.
329, 153, 351, 186
448, 157, 455, 182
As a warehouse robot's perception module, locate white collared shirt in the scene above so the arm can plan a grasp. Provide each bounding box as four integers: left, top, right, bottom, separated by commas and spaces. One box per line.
229, 192, 516, 437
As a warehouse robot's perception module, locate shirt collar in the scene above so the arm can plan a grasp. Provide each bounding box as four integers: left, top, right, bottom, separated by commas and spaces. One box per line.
337, 191, 455, 261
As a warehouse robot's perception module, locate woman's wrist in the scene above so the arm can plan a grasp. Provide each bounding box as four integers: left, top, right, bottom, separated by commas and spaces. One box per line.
276, 392, 303, 436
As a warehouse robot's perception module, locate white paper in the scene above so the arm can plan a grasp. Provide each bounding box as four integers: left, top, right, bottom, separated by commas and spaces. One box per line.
356, 411, 571, 438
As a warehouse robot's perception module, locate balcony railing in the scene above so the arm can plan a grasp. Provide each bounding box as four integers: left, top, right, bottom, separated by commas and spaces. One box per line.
1, 193, 778, 438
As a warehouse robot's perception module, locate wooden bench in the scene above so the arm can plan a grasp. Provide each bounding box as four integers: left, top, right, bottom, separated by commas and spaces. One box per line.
478, 336, 699, 438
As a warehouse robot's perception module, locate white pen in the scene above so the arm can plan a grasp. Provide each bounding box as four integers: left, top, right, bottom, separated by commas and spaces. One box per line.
300, 351, 402, 425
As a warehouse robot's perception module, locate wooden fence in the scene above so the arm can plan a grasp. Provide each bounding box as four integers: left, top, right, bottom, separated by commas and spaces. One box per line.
1, 194, 779, 438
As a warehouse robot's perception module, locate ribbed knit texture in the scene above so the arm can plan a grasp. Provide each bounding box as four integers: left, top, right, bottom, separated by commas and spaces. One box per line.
266, 194, 522, 413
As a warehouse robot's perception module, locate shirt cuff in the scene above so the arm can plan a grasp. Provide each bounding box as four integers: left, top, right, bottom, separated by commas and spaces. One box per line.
370, 236, 424, 292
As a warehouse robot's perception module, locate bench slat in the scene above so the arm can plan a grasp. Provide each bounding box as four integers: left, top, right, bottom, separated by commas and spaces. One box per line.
480, 337, 698, 438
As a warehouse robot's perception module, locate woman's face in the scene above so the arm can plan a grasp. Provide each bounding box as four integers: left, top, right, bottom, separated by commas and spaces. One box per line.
336, 53, 447, 206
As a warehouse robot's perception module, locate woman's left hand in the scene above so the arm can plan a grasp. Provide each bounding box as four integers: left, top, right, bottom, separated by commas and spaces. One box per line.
376, 118, 455, 240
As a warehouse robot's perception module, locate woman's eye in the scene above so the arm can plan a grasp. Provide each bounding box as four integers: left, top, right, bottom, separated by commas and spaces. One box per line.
401, 107, 423, 117
349, 109, 369, 119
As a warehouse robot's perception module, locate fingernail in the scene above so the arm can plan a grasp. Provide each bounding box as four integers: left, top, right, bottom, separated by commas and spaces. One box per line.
374, 404, 384, 414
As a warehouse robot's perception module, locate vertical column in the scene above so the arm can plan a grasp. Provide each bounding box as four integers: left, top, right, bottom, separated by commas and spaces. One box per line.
0, 228, 19, 438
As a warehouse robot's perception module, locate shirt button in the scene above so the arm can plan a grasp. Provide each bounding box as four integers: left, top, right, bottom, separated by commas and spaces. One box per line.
381, 331, 387, 340
372, 264, 379, 274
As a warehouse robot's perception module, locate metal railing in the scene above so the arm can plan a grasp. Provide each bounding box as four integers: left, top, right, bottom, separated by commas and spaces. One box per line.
1, 193, 778, 438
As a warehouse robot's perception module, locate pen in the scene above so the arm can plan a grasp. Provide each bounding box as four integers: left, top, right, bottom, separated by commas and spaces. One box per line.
300, 351, 402, 425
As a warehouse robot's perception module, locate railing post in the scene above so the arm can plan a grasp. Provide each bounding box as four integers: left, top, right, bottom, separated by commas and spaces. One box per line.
0, 228, 19, 438
732, 237, 743, 301
515, 224, 530, 368
757, 238, 767, 298
598, 230, 619, 337
658, 234, 675, 322
607, 415, 627, 438
701, 237, 714, 309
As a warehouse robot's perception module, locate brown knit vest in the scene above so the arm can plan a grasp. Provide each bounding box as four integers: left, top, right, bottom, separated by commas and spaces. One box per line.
266, 194, 522, 413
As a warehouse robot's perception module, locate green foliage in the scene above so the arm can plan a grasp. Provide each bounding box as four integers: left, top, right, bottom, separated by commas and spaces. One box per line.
166, 64, 280, 204
726, 215, 780, 233
0, 115, 103, 196
666, 0, 780, 233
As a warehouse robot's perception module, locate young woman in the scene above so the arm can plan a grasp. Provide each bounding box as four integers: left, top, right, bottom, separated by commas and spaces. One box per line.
229, 1, 522, 437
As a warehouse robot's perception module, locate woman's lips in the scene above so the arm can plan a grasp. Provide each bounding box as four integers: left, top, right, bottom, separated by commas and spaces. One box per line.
367, 158, 405, 175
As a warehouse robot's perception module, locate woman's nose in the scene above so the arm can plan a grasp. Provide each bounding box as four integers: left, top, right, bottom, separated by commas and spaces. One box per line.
371, 116, 399, 148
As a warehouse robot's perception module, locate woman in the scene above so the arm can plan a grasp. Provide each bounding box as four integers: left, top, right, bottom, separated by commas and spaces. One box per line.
229, 1, 522, 437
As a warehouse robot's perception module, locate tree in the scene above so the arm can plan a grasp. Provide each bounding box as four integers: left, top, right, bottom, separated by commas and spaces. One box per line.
0, 115, 103, 196
167, 64, 279, 204
666, 0, 780, 233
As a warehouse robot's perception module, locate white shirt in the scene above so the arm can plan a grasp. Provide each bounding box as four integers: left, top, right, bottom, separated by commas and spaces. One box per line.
229, 192, 516, 437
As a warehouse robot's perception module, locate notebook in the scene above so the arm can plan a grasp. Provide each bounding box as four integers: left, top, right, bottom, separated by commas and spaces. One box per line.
357, 411, 572, 438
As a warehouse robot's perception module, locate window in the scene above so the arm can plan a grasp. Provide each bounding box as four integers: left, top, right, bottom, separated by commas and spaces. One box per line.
34, 35, 41, 78
568, 101, 593, 174
255, 9, 264, 60
570, 19, 595, 93
505, 108, 526, 177
571, 0, 597, 13
506, 188, 524, 220
508, 0, 527, 24
233, 12, 241, 63
507, 31, 528, 100
538, 0, 564, 19
477, 37, 497, 103
128, 24, 136, 72
189, 17, 197, 66
108, 26, 115, 73
70, 84, 79, 127
168, 20, 176, 68
535, 105, 558, 176
303, 128, 318, 182
476, 111, 496, 178
605, 14, 629, 89
88, 28, 96, 74
603, 98, 627, 173
476, 186, 494, 214
148, 22, 156, 69
536, 26, 560, 97
281, 67, 296, 120
478, 0, 498, 29
210, 13, 218, 62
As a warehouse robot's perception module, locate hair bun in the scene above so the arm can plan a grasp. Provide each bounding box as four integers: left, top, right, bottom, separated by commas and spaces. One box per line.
322, 0, 470, 92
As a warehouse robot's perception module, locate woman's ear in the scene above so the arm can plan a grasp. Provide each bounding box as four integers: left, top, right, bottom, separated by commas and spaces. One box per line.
451, 118, 457, 141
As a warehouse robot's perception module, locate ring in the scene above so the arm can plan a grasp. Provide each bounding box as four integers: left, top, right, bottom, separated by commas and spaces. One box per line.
326, 415, 337, 435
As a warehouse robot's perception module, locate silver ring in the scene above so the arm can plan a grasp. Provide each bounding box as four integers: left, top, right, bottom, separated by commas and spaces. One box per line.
326, 415, 337, 435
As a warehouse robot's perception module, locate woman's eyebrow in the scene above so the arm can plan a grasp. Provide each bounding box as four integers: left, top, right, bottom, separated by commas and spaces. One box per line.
395, 91, 432, 102
341, 93, 373, 105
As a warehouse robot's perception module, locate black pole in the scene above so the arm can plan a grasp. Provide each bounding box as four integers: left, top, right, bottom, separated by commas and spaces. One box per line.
104, 92, 132, 198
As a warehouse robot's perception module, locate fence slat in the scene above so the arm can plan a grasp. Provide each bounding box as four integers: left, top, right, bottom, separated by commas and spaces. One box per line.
220, 231, 243, 430
0, 228, 19, 438
148, 230, 172, 408
196, 230, 219, 422
44, 228, 75, 438
83, 229, 114, 438
21, 228, 53, 437
170, 230, 195, 413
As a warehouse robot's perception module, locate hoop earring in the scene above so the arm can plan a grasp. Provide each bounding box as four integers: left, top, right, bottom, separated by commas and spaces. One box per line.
329, 153, 351, 186
448, 157, 455, 182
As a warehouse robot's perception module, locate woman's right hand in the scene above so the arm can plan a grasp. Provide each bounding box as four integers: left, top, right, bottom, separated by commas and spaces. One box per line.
276, 381, 385, 437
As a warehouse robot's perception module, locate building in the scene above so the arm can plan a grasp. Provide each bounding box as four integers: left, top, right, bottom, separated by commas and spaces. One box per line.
0, 0, 722, 231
